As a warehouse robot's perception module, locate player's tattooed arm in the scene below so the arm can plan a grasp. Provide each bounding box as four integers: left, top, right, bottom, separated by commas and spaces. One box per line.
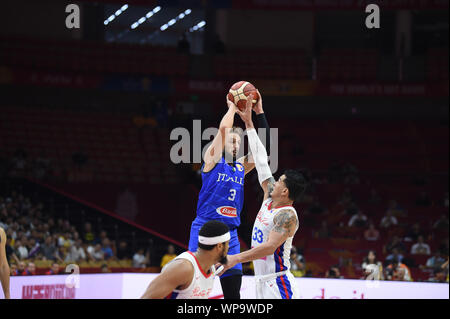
217, 208, 298, 274
261, 176, 275, 201
272, 209, 298, 237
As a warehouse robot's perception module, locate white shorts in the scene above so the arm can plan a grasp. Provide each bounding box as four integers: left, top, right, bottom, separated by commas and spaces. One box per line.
255, 271, 299, 299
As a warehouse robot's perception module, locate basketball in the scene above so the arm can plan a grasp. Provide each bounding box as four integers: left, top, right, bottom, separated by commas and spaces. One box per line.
227, 81, 259, 111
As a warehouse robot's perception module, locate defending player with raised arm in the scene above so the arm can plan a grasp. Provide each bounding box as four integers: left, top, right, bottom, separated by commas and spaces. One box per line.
141, 221, 230, 299
0, 227, 11, 299
217, 92, 308, 299
187, 93, 272, 299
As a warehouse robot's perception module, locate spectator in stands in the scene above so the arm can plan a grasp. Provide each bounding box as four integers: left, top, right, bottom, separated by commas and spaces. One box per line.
442, 258, 449, 283
82, 222, 95, 244
422, 250, 446, 270
384, 200, 406, 219
116, 240, 131, 260
379, 210, 398, 229
133, 248, 149, 268
385, 248, 404, 264
40, 236, 57, 261
101, 263, 111, 273
404, 222, 423, 242
55, 246, 67, 263
348, 208, 368, 228
14, 239, 28, 260
307, 197, 328, 215
428, 268, 447, 283
316, 221, 330, 239
361, 250, 384, 280
26, 262, 36, 276
5, 236, 15, 264
87, 244, 105, 262
94, 230, 108, 245
26, 238, 40, 259
15, 261, 30, 276
416, 191, 432, 207
66, 239, 86, 263
58, 232, 73, 248
101, 238, 114, 260
325, 265, 342, 279
290, 247, 306, 277
433, 214, 449, 231
160, 245, 177, 268
46, 262, 60, 275
385, 258, 412, 281
384, 236, 406, 254
364, 223, 380, 241
368, 188, 382, 205
9, 264, 17, 276
411, 235, 431, 255
177, 32, 190, 54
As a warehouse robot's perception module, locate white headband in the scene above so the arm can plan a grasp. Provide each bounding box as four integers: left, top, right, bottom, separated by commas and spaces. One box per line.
198, 232, 230, 245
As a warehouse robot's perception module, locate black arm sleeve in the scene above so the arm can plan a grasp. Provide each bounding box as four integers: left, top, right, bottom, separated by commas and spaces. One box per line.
256, 113, 271, 156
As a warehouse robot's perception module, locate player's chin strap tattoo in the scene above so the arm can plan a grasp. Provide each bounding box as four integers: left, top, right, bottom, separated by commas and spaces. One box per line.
247, 128, 272, 185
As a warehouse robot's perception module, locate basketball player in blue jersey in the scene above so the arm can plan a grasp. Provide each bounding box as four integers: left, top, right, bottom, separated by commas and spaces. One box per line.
217, 95, 308, 299
189, 92, 271, 299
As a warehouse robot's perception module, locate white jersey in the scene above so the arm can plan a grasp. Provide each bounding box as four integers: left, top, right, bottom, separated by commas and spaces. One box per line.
164, 251, 216, 299
251, 198, 300, 299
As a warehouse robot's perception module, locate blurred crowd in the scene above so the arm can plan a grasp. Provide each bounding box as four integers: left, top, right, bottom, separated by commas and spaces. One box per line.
0, 190, 156, 276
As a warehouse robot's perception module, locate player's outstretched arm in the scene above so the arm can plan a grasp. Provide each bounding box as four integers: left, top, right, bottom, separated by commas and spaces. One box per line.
0, 228, 10, 299
237, 90, 270, 176
217, 209, 297, 275
203, 96, 238, 173
237, 94, 273, 199
141, 259, 193, 299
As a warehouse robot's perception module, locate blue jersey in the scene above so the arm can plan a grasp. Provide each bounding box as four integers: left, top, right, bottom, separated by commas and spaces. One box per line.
194, 156, 245, 230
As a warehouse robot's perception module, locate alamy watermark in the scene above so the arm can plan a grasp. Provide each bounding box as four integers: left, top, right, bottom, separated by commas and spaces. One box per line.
169, 120, 279, 174
65, 4, 80, 29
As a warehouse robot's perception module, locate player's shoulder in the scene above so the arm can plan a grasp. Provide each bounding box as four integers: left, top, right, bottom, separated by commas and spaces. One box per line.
163, 255, 195, 276
273, 207, 298, 224
262, 197, 273, 208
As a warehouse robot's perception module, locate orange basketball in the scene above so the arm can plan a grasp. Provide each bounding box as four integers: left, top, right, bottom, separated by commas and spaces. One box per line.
227, 81, 259, 111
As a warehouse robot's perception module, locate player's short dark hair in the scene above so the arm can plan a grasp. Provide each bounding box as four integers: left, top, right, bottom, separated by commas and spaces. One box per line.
197, 220, 229, 251
283, 169, 309, 203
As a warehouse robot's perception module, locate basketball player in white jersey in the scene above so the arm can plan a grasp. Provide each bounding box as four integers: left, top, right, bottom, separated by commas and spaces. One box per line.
217, 92, 308, 299
0, 227, 10, 299
141, 221, 230, 299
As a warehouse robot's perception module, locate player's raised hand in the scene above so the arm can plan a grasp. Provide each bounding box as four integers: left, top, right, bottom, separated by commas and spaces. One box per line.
226, 95, 238, 112
253, 89, 263, 114
236, 93, 254, 126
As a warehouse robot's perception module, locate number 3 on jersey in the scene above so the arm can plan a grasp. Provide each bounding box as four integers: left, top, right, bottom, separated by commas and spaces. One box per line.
252, 226, 263, 243
228, 189, 236, 201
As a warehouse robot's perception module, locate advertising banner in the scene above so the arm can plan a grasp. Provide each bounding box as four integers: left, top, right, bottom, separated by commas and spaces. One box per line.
3, 273, 448, 299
